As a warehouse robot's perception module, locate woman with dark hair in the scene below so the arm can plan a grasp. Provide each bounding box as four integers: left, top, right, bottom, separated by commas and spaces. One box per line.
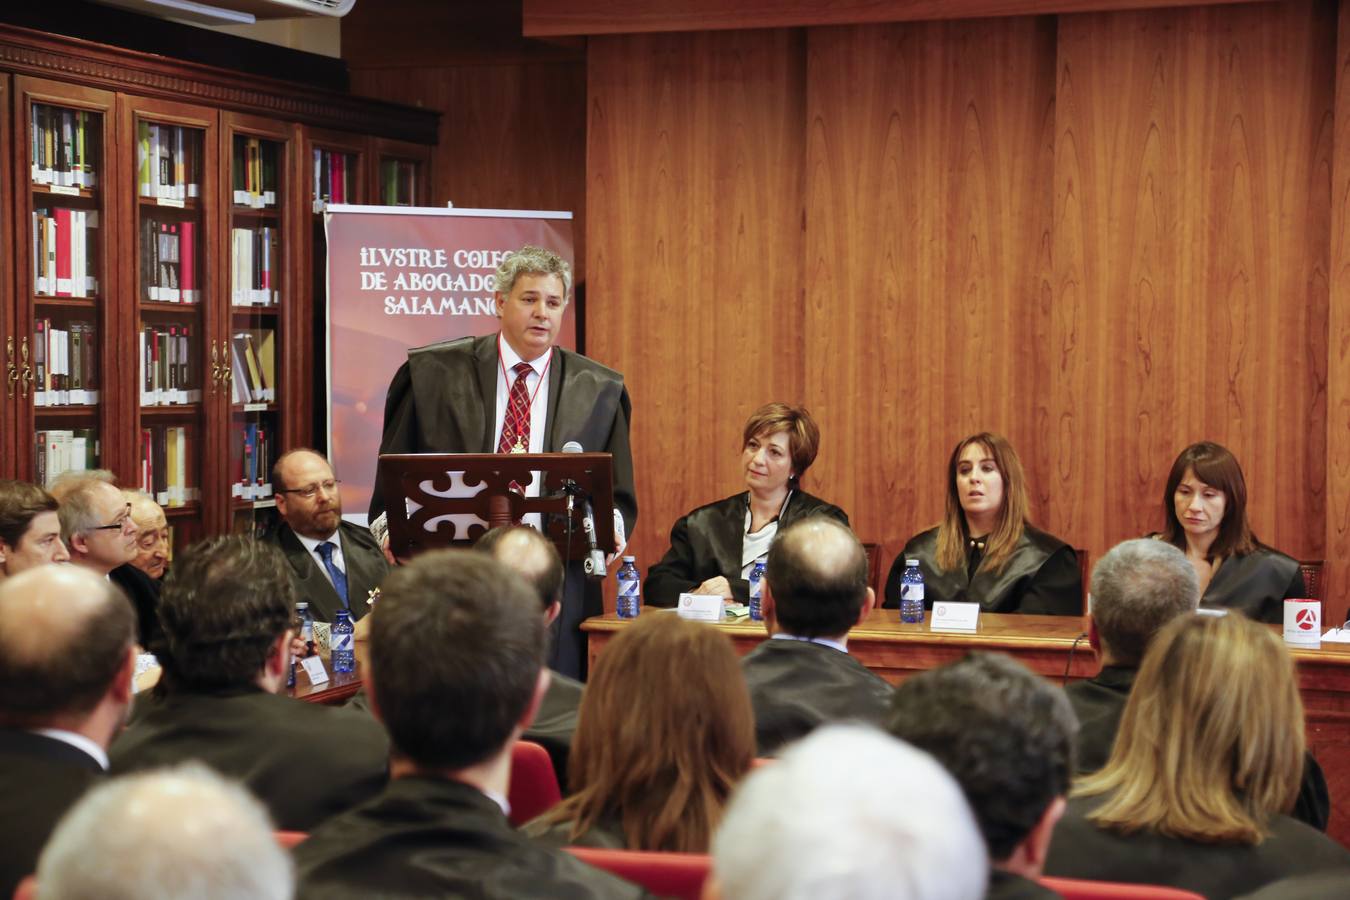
524, 614, 756, 852
1157, 442, 1304, 623
885, 432, 1080, 615
1045, 613, 1350, 897
644, 402, 848, 607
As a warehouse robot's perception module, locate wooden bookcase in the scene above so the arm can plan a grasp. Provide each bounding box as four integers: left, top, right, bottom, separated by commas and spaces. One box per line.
0, 24, 436, 553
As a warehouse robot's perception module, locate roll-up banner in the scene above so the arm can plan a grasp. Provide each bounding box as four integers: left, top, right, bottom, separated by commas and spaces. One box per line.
323, 205, 575, 524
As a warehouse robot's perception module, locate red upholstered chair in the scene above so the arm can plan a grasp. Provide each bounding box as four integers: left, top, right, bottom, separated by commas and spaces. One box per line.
1041, 877, 1205, 899
508, 739, 563, 827
275, 830, 309, 849
12, 876, 35, 900
565, 847, 711, 900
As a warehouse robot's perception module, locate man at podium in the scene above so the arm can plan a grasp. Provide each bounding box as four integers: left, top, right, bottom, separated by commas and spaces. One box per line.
371, 245, 636, 679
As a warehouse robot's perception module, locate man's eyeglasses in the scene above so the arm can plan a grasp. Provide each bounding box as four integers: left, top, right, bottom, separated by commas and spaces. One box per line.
278, 479, 341, 501
90, 503, 135, 533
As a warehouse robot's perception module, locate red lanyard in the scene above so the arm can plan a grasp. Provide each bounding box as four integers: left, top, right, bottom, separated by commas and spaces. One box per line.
498, 333, 552, 426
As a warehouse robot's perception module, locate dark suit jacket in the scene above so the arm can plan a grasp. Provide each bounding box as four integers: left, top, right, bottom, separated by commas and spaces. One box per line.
645, 491, 849, 607
1234, 872, 1350, 900
526, 670, 583, 784
1044, 794, 1350, 899
110, 562, 163, 650
294, 775, 648, 899
267, 520, 390, 623
740, 638, 894, 756
1065, 665, 1331, 831
0, 729, 103, 897
110, 686, 389, 831
988, 869, 1062, 900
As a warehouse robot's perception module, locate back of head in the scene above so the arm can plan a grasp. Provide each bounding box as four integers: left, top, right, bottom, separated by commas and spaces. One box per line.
37, 763, 292, 900
766, 517, 868, 638
1080, 612, 1303, 844
370, 550, 546, 770
713, 725, 987, 900
560, 613, 755, 852
0, 479, 58, 548
0, 565, 135, 726
475, 524, 563, 610
1090, 539, 1200, 666
886, 653, 1076, 862
157, 535, 295, 691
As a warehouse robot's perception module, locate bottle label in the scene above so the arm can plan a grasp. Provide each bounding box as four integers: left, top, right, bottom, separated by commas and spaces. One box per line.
900, 584, 925, 603
618, 579, 640, 597
333, 633, 354, 651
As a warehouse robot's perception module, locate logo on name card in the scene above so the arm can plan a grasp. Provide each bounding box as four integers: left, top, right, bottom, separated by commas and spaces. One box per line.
935, 605, 946, 617
1298, 608, 1318, 630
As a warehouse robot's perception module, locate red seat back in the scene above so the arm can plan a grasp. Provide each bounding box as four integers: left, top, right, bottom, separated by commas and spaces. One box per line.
12, 876, 35, 900
509, 739, 563, 827
1042, 877, 1206, 899
275, 830, 309, 849
565, 847, 711, 900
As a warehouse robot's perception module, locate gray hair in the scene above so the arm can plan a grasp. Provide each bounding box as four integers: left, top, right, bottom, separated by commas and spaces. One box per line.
1090, 538, 1200, 666
37, 763, 293, 900
712, 725, 987, 900
53, 477, 120, 544
494, 245, 572, 301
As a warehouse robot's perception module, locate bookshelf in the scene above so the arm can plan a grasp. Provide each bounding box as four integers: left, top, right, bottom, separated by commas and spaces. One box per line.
371, 137, 432, 208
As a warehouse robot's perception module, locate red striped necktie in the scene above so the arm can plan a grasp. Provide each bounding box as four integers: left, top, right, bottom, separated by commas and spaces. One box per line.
497, 361, 534, 454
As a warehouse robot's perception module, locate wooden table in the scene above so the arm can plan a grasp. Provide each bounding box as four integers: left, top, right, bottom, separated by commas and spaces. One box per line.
582, 609, 1350, 846
288, 642, 368, 705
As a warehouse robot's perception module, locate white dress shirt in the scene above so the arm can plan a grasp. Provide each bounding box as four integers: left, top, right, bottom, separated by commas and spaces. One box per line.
296, 529, 346, 591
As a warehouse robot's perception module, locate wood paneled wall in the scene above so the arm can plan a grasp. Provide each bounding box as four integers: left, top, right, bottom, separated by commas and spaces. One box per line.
586, 0, 1346, 620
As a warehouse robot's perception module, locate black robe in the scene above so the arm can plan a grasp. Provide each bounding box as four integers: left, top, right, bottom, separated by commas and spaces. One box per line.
1200, 547, 1305, 624
266, 520, 391, 624
645, 491, 849, 608
884, 525, 1081, 615
294, 776, 648, 899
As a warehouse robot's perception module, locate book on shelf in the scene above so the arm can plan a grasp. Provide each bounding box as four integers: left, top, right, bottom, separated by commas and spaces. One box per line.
35, 428, 99, 487
230, 226, 280, 306
312, 148, 354, 206
139, 324, 200, 406
229, 329, 275, 404
136, 121, 200, 201
33, 319, 98, 407
140, 425, 195, 507
232, 422, 273, 501
30, 105, 97, 189
381, 158, 418, 206
141, 217, 198, 303
233, 136, 278, 209
32, 207, 99, 298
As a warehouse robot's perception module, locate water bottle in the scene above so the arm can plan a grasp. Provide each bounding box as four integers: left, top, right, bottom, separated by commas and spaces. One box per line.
900, 559, 925, 624
296, 601, 315, 657
332, 609, 355, 673
616, 556, 641, 619
748, 556, 768, 621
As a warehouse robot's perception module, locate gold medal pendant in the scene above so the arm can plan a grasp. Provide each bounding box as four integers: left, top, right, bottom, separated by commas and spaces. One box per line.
510, 435, 527, 454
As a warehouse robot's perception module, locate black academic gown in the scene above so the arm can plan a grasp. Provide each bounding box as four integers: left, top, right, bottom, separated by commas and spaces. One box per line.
294, 776, 649, 899
1064, 665, 1331, 831
1043, 794, 1350, 899
0, 729, 103, 898
645, 491, 849, 608
1201, 547, 1305, 624
109, 562, 163, 651
740, 638, 894, 757
266, 520, 390, 624
110, 685, 389, 832
884, 525, 1081, 615
371, 334, 637, 679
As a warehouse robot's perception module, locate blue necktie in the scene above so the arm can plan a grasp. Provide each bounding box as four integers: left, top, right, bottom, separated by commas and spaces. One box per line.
316, 541, 349, 608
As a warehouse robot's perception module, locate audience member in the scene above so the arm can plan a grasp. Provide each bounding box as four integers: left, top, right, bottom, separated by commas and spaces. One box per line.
125, 489, 170, 580
1234, 871, 1350, 899
110, 535, 388, 831
36, 763, 293, 900
527, 612, 755, 851
1044, 613, 1350, 897
708, 724, 987, 900
293, 550, 643, 898
0, 565, 135, 897
475, 524, 583, 780
741, 516, 892, 755
888, 653, 1076, 900
1073, 539, 1329, 830
0, 479, 69, 581
267, 449, 389, 624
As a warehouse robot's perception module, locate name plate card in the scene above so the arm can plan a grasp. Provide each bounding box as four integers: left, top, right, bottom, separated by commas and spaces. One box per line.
677, 593, 723, 623
300, 655, 329, 685
930, 601, 980, 633
1283, 600, 1321, 647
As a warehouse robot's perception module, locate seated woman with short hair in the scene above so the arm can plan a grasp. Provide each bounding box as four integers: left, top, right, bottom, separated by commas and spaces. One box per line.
1044, 612, 1350, 897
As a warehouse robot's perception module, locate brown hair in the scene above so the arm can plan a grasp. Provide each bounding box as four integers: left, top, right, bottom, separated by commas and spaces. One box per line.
539, 614, 755, 852
1075, 613, 1303, 844
1161, 442, 1257, 559
936, 433, 1031, 574
741, 403, 821, 484
0, 480, 58, 549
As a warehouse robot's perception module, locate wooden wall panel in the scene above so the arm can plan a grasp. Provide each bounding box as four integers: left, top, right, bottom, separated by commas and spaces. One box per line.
1051, 1, 1333, 578
801, 18, 1057, 568
586, 30, 807, 577
1329, 0, 1350, 625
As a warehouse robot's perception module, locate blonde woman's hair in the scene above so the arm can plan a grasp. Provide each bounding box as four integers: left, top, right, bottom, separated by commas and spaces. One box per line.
936, 433, 1031, 574
1075, 612, 1304, 844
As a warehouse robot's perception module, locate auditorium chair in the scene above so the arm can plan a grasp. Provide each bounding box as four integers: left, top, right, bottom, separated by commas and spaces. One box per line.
508, 739, 563, 827
275, 830, 309, 849
1300, 560, 1324, 602
565, 846, 710, 900
861, 542, 883, 595
12, 876, 34, 900
1041, 876, 1205, 899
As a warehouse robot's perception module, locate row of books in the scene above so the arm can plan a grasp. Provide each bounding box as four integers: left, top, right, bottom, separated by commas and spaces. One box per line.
31, 105, 99, 189
33, 207, 99, 298
140, 325, 201, 407
140, 425, 197, 508
232, 422, 274, 501
36, 429, 99, 488
230, 330, 276, 404
232, 136, 279, 209
141, 218, 199, 303
231, 227, 281, 306
136, 122, 201, 202
381, 158, 419, 207
313, 149, 355, 206
33, 320, 98, 407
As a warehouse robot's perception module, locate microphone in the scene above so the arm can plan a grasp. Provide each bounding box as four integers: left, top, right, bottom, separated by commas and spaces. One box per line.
561, 442, 606, 579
